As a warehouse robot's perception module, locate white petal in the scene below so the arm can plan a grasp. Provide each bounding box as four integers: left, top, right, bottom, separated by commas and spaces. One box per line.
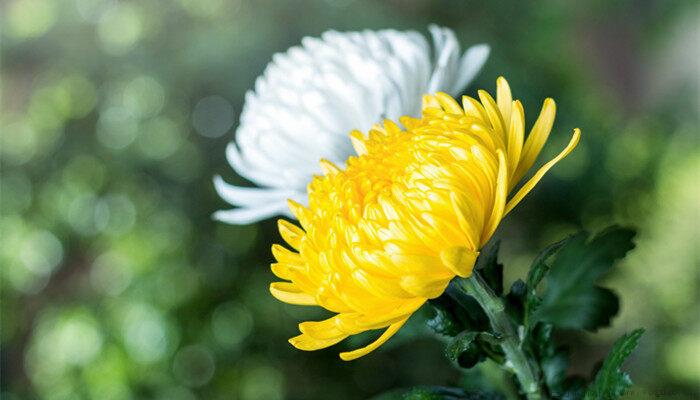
451, 44, 491, 96
213, 175, 302, 207
213, 201, 293, 225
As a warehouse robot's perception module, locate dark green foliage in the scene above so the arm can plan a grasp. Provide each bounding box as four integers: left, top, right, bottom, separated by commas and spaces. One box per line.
583, 329, 645, 400
446, 332, 504, 368
505, 279, 527, 323
475, 240, 504, 296
446, 332, 484, 368
428, 283, 490, 337
530, 226, 636, 330
560, 377, 587, 400
402, 387, 506, 400
524, 236, 573, 320
428, 296, 465, 337
531, 323, 569, 397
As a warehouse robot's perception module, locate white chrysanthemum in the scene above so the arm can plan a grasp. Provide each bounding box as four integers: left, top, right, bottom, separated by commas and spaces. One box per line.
214, 25, 490, 224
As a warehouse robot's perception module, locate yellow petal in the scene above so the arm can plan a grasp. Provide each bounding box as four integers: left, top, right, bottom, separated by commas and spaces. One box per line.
435, 92, 464, 114
504, 129, 581, 216
482, 150, 508, 246
399, 274, 450, 298
269, 282, 316, 305
496, 76, 513, 127
350, 130, 368, 156
440, 246, 479, 277
383, 119, 402, 134
352, 269, 413, 299
271, 243, 302, 264
278, 219, 304, 250
319, 159, 341, 175
422, 94, 441, 111
461, 95, 489, 122
339, 317, 409, 361
289, 332, 347, 351
299, 316, 349, 339
477, 90, 506, 148
271, 263, 291, 280
513, 98, 556, 182
287, 199, 311, 228
506, 100, 525, 181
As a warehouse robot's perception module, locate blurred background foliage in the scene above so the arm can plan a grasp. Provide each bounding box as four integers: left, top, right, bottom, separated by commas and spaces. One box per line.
1, 0, 698, 399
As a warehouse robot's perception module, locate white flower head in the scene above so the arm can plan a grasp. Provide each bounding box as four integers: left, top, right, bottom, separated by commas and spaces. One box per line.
214, 25, 490, 224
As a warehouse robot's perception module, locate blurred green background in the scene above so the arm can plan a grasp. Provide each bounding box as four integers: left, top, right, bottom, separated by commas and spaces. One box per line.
1, 0, 698, 399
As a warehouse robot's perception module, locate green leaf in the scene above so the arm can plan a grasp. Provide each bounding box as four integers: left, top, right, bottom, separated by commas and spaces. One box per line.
427, 286, 490, 337
401, 387, 505, 400
446, 331, 504, 368
530, 226, 636, 330
475, 240, 503, 296
524, 236, 573, 320
583, 329, 644, 400
560, 376, 587, 400
427, 297, 464, 337
526, 236, 572, 289
530, 323, 570, 397
504, 279, 526, 324
446, 332, 484, 368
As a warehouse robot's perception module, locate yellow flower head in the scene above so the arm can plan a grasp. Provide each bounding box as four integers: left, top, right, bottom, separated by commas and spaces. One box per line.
270, 77, 580, 360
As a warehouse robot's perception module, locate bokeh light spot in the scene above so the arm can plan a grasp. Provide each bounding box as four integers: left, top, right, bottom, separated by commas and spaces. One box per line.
6, 0, 57, 39
240, 364, 284, 400
172, 345, 216, 387
123, 76, 165, 118
97, 107, 138, 149
1, 170, 33, 214
211, 301, 253, 349
90, 251, 133, 296
97, 3, 143, 55
20, 230, 63, 275
1, 121, 39, 165
192, 95, 235, 138
121, 303, 173, 363
136, 117, 184, 160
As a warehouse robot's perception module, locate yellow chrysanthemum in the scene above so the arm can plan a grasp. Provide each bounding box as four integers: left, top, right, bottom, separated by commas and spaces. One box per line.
270, 77, 580, 361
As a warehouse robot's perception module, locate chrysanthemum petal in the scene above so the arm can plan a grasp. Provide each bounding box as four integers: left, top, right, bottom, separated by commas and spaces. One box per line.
477, 90, 507, 148
435, 92, 464, 114
453, 44, 490, 94
289, 332, 348, 351
350, 131, 368, 155
271, 244, 303, 264
504, 128, 581, 216
399, 275, 451, 298
440, 246, 479, 277
213, 202, 291, 225
496, 76, 512, 125
319, 159, 342, 175
482, 150, 508, 246
422, 94, 441, 111
339, 317, 409, 361
506, 100, 525, 181
514, 98, 557, 182
277, 219, 304, 250
270, 282, 317, 305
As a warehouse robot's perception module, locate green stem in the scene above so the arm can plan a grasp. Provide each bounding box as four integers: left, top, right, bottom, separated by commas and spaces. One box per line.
456, 273, 547, 400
